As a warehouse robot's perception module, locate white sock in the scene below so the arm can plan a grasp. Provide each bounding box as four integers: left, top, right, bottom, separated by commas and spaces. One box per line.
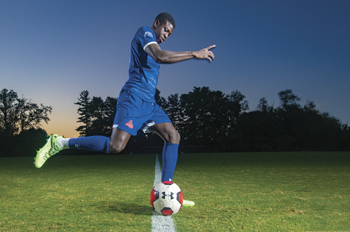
57, 138, 70, 149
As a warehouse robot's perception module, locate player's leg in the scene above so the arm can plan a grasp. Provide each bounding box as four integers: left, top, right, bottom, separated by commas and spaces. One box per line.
142, 105, 179, 182
34, 129, 131, 168
149, 122, 195, 207
64, 127, 131, 154
34, 134, 112, 168
34, 90, 136, 168
149, 122, 180, 182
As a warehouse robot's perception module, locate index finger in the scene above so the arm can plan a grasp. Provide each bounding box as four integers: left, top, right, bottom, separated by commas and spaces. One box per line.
206, 45, 216, 50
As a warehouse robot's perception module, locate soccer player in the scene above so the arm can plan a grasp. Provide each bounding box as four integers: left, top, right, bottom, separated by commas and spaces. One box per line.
35, 12, 215, 206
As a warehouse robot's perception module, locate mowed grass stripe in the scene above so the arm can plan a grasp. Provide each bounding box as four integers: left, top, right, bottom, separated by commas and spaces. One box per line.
152, 154, 176, 232
1, 152, 350, 231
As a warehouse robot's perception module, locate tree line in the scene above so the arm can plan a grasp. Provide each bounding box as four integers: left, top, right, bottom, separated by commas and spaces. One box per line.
1, 87, 349, 156
74, 87, 350, 153
0, 89, 51, 156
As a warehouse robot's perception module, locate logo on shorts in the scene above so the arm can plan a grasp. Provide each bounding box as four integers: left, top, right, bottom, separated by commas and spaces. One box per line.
125, 120, 134, 129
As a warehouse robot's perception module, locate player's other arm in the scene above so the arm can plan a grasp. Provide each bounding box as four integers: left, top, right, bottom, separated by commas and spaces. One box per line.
145, 43, 216, 64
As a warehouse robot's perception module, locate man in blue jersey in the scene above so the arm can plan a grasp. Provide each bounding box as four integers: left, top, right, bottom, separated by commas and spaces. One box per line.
35, 13, 215, 205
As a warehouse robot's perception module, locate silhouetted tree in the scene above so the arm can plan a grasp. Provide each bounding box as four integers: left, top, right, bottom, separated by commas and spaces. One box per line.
75, 90, 117, 137
163, 93, 183, 132
103, 96, 118, 136
226, 90, 249, 151
257, 97, 274, 113
228, 90, 249, 123
0, 88, 52, 156
0, 89, 18, 136
15, 97, 52, 133
88, 96, 106, 135
278, 89, 301, 109
0, 88, 52, 136
75, 90, 92, 136
178, 87, 246, 151
275, 89, 346, 151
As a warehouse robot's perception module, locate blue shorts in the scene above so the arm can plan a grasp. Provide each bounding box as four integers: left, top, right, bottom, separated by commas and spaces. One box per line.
113, 90, 172, 136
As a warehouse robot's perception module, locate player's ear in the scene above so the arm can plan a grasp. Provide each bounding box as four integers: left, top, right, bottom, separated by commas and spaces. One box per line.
153, 19, 161, 28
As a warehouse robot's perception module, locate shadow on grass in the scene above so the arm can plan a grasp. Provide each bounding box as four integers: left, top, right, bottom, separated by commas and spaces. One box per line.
92, 201, 152, 215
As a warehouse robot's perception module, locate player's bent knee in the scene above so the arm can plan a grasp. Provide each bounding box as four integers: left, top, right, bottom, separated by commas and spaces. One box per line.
109, 142, 125, 154
168, 129, 180, 144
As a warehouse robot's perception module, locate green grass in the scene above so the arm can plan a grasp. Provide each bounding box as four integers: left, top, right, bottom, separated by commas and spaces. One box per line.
1, 152, 350, 231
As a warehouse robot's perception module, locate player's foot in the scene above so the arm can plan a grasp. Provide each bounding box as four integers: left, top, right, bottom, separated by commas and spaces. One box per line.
183, 199, 195, 207
34, 134, 63, 168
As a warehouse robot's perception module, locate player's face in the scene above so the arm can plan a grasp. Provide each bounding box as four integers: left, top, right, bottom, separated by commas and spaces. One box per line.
153, 20, 174, 44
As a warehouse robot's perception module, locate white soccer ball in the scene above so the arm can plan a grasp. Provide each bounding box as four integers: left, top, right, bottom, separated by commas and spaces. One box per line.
150, 181, 183, 216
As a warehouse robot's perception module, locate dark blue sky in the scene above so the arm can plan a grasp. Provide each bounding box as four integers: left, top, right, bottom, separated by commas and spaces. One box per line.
1, 0, 349, 137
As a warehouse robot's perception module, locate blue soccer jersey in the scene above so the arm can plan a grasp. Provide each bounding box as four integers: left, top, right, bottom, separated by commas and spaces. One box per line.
122, 26, 160, 103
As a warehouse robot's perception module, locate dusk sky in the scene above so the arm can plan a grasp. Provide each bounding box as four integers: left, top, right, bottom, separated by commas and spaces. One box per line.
1, 0, 349, 138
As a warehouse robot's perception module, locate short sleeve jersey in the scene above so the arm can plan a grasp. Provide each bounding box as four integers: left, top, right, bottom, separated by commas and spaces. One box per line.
122, 26, 160, 103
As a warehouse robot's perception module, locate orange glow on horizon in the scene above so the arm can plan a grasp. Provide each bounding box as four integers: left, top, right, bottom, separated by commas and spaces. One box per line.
42, 121, 80, 138
41, 111, 80, 138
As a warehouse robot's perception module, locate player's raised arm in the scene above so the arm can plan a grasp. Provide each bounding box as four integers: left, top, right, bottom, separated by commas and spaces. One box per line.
145, 43, 216, 64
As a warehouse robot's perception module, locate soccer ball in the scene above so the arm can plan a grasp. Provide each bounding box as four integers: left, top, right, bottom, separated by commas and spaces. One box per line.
150, 181, 183, 216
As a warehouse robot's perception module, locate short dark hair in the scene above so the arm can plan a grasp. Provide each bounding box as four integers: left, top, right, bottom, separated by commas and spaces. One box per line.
155, 12, 176, 29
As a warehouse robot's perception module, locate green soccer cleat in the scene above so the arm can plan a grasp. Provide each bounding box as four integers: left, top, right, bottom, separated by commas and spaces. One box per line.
34, 134, 63, 168
183, 199, 195, 207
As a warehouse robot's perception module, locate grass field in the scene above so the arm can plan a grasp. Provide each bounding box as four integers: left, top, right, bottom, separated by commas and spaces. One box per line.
1, 152, 350, 231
